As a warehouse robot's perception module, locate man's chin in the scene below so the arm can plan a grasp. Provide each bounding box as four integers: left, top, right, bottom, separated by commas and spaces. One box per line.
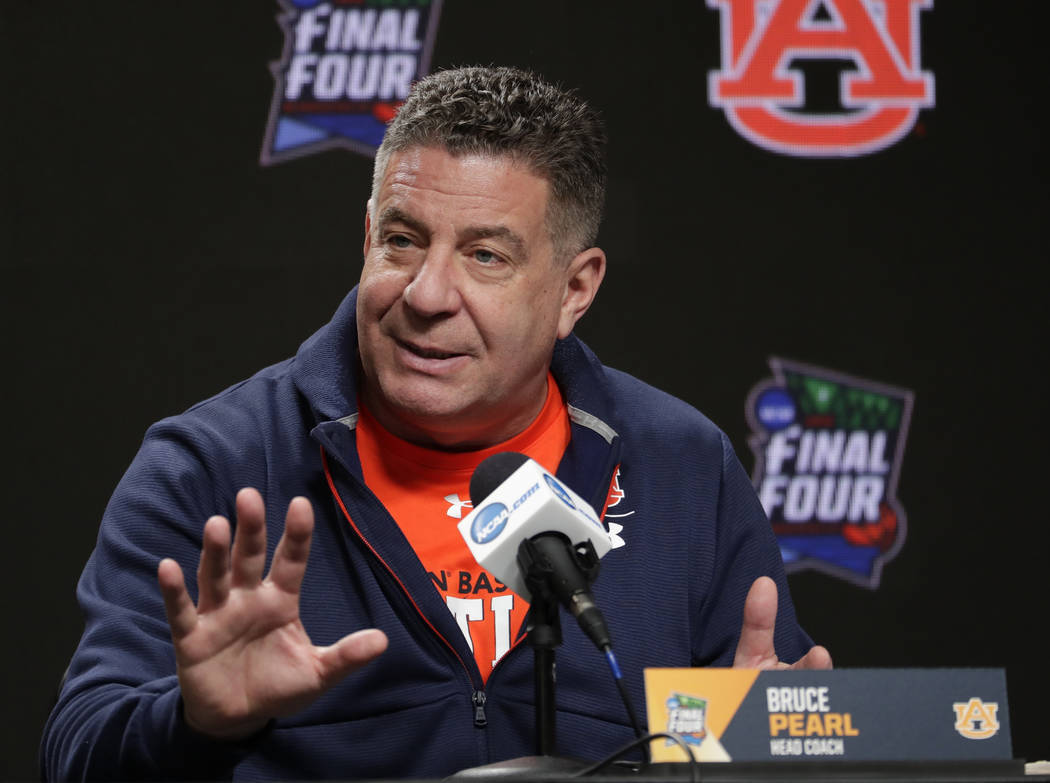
363, 372, 542, 449
369, 390, 487, 447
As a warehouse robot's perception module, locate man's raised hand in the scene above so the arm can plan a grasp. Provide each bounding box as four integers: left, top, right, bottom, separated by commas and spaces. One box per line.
157, 488, 388, 740
732, 576, 832, 671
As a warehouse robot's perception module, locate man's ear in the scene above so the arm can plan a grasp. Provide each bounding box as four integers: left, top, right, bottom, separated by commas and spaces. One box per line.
362, 202, 373, 258
557, 247, 607, 340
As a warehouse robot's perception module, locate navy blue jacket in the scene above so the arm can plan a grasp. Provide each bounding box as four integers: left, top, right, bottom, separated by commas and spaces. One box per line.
41, 289, 812, 781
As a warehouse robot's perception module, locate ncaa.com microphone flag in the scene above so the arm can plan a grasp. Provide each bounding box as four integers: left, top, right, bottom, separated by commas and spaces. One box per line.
457, 456, 613, 600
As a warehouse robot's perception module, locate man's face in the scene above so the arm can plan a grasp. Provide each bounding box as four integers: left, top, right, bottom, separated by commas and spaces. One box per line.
356, 146, 603, 449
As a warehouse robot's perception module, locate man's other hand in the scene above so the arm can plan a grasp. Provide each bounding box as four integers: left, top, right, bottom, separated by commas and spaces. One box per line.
157, 488, 388, 740
732, 576, 832, 671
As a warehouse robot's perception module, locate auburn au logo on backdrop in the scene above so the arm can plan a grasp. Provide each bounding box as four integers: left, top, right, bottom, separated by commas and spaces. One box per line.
261, 0, 443, 165
707, 0, 935, 157
746, 358, 914, 588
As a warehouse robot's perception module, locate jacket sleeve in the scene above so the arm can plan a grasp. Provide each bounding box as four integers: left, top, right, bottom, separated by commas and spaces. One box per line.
691, 431, 814, 667
40, 418, 263, 781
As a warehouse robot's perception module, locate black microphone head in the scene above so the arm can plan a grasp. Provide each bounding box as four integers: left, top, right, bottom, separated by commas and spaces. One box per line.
469, 451, 530, 506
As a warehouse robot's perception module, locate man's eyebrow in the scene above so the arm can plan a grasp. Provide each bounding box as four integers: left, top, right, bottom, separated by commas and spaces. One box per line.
461, 225, 528, 258
376, 206, 426, 235
377, 207, 530, 258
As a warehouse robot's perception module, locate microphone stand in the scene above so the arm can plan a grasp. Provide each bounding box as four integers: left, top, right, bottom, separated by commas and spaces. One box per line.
448, 536, 596, 779
521, 543, 563, 757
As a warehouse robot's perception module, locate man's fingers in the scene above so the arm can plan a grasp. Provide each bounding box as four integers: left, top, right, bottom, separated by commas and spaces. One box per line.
732, 577, 834, 671
733, 576, 779, 668
268, 497, 314, 595
231, 488, 268, 587
789, 644, 833, 670
317, 629, 388, 688
196, 516, 232, 612
158, 558, 198, 640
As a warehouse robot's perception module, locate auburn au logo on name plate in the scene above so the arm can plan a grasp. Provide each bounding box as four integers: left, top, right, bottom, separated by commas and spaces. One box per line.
644, 668, 1012, 763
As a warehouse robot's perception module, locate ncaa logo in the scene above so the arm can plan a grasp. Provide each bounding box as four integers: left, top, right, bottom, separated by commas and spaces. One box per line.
471, 503, 510, 544
708, 0, 935, 156
544, 474, 576, 510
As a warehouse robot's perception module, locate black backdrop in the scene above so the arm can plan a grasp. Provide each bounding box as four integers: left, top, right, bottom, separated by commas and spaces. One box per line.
3, 1, 1047, 779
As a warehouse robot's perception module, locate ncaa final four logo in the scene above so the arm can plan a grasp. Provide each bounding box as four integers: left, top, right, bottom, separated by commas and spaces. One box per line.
707, 0, 935, 156
665, 693, 708, 746
261, 0, 443, 165
746, 358, 914, 588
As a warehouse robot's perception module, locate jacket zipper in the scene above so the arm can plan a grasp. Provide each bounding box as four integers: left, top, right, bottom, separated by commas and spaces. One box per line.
322, 447, 618, 735
322, 448, 487, 728
472, 690, 487, 727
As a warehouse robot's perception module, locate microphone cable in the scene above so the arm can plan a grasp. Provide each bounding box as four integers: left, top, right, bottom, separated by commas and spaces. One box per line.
601, 645, 649, 764
571, 731, 700, 782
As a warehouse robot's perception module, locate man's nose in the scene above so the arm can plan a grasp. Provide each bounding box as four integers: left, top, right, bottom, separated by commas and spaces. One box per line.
402, 246, 462, 317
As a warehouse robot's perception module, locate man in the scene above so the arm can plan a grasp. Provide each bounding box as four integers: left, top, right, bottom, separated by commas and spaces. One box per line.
42, 66, 829, 781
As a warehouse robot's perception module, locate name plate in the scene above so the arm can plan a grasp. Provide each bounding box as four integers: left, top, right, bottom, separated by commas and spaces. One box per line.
643, 668, 1010, 763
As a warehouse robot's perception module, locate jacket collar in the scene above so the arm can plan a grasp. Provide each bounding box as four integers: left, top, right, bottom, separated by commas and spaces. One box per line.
549, 337, 623, 512
291, 288, 363, 427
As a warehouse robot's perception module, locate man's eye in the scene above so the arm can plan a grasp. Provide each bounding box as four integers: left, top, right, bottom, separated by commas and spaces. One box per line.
388, 234, 412, 249
475, 249, 500, 265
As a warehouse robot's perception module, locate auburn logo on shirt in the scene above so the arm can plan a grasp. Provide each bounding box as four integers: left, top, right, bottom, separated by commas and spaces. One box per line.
707, 0, 935, 156
601, 468, 630, 549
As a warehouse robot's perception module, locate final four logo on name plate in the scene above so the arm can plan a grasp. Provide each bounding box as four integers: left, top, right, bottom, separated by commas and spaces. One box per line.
665, 693, 708, 746
261, 0, 444, 165
746, 358, 914, 588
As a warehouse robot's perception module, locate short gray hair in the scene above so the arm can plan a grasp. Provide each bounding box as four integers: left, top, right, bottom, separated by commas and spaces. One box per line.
371, 66, 607, 259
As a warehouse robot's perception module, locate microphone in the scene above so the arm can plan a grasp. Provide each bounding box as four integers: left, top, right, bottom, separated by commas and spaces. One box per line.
459, 452, 614, 650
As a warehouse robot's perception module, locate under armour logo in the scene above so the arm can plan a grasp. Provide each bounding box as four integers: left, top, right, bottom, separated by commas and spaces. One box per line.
445, 494, 473, 519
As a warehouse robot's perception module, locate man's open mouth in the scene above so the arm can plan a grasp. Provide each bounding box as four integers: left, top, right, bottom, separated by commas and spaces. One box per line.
399, 340, 462, 360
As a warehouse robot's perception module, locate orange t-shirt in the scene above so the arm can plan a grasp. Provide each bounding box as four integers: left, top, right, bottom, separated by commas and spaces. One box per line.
355, 376, 571, 681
